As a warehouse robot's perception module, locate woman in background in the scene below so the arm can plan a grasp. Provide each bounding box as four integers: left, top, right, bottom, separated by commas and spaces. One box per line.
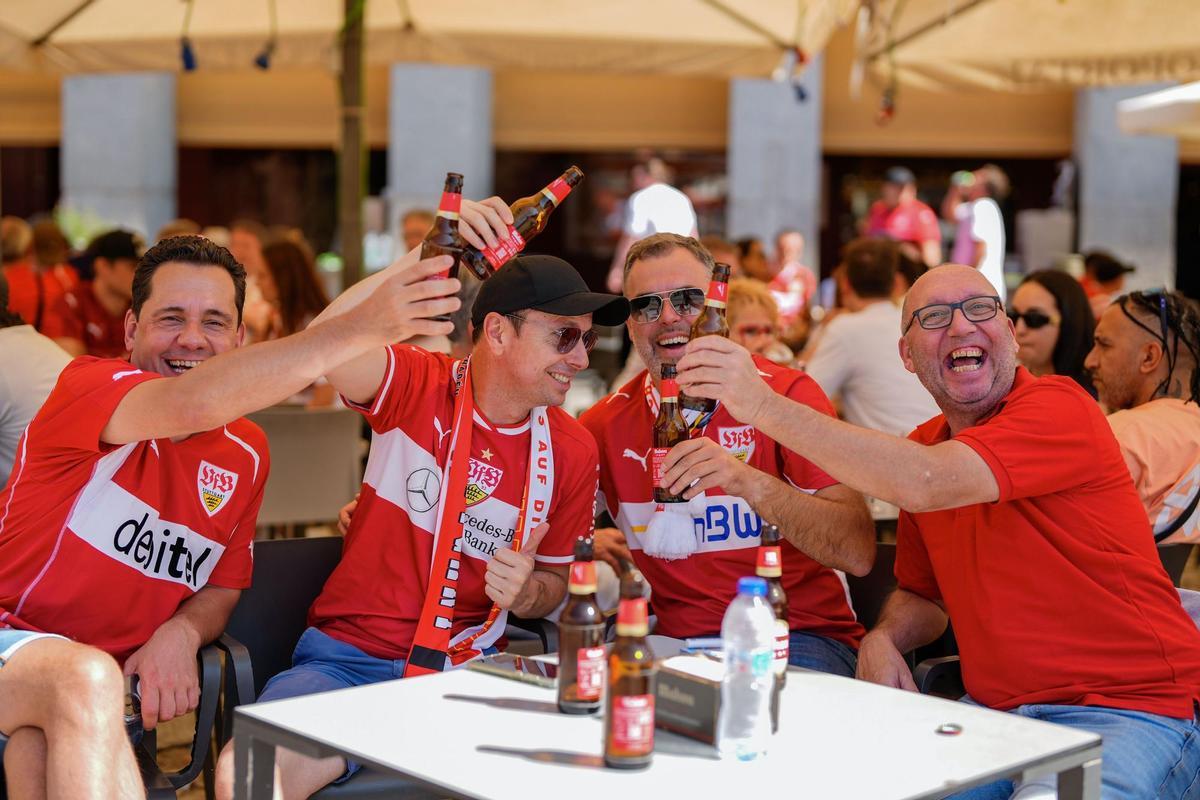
1009, 269, 1096, 396
727, 278, 794, 365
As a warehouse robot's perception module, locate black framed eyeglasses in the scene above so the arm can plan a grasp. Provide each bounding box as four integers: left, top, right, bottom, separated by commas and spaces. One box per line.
1006, 308, 1060, 330
904, 295, 1003, 333
505, 314, 599, 354
628, 287, 705, 323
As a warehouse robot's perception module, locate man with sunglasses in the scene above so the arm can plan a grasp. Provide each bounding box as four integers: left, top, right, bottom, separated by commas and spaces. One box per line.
582, 233, 874, 678
676, 263, 1200, 799
215, 226, 629, 797
1086, 290, 1200, 542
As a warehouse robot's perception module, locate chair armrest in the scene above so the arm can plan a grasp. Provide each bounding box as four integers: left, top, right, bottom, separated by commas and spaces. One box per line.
211, 633, 256, 746
159, 643, 223, 789
914, 655, 963, 698
507, 615, 558, 654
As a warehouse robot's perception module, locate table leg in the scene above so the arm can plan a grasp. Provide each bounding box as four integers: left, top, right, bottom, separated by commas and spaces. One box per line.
1057, 756, 1102, 800
233, 728, 276, 800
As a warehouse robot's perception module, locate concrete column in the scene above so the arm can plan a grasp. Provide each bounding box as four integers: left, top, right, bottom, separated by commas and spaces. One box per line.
388, 64, 492, 254
727, 57, 824, 268
1074, 84, 1178, 291
61, 73, 176, 240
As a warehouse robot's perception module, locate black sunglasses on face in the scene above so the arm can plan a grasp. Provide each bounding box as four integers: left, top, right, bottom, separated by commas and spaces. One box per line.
629, 288, 705, 323
505, 314, 599, 354
1006, 309, 1060, 330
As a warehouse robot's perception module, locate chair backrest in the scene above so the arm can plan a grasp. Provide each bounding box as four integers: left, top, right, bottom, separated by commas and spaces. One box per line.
247, 406, 363, 526
227, 536, 345, 697
1158, 542, 1196, 586
845, 542, 897, 631
1154, 457, 1200, 544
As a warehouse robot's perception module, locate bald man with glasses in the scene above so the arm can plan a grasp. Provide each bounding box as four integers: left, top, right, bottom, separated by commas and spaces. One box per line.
582, 233, 874, 678
675, 263, 1200, 800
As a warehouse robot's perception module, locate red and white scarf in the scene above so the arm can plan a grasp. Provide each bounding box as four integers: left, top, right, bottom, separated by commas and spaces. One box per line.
404, 358, 554, 676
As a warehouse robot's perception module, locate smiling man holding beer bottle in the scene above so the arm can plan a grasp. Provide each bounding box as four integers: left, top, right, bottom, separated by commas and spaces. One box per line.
215, 197, 628, 800
581, 232, 874, 678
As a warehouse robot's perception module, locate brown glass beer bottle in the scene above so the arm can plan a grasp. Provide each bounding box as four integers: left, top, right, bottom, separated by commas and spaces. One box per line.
652, 364, 689, 503
460, 166, 584, 278
557, 536, 605, 715
421, 172, 466, 322
757, 523, 790, 690
681, 261, 732, 412
604, 571, 656, 769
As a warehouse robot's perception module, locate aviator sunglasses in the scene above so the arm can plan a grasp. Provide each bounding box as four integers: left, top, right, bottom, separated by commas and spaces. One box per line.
505, 314, 598, 354
629, 288, 706, 323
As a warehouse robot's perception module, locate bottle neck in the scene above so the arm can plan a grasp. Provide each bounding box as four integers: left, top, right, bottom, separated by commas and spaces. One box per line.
541, 175, 574, 207
615, 597, 649, 637
568, 561, 598, 595
756, 545, 782, 578
436, 191, 462, 221
704, 279, 728, 309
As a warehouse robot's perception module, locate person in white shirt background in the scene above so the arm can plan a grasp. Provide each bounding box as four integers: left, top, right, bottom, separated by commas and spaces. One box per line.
943, 164, 1009, 303
606, 156, 699, 293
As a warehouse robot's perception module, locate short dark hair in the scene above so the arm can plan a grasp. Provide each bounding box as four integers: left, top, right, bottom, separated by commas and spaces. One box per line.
624, 233, 715, 282
843, 239, 898, 299
1118, 290, 1200, 405
132, 235, 247, 324
1021, 270, 1095, 395
0, 270, 24, 328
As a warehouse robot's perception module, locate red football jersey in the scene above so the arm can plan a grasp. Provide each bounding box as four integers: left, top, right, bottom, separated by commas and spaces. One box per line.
897, 368, 1200, 718
309, 345, 598, 661
0, 358, 268, 662
581, 358, 865, 647
865, 199, 942, 247
41, 282, 129, 358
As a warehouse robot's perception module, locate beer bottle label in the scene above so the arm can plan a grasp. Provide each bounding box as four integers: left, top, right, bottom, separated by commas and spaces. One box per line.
568, 561, 598, 594
756, 545, 782, 578
705, 280, 728, 308
576, 646, 605, 700
773, 619, 789, 676
651, 447, 670, 488
611, 694, 655, 753
481, 226, 528, 269
660, 378, 679, 399
437, 192, 462, 219
543, 177, 573, 205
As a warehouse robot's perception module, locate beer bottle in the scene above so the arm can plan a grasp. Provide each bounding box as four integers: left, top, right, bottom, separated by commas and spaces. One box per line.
681, 262, 732, 413
757, 523, 790, 690
460, 166, 585, 279
557, 536, 605, 715
421, 172, 466, 321
652, 364, 689, 504
604, 570, 656, 770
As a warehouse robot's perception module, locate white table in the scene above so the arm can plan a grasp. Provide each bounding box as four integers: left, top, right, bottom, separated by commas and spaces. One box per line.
234, 665, 1101, 800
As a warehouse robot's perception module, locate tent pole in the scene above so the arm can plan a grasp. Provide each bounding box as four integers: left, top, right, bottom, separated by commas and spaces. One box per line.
865, 0, 996, 61
338, 0, 366, 287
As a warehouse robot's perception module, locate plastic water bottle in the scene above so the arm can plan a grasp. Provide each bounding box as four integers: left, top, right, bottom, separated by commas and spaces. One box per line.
718, 576, 777, 761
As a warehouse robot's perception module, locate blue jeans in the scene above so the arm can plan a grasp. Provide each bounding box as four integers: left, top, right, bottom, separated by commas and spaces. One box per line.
949, 700, 1200, 800
257, 627, 410, 782
787, 631, 857, 678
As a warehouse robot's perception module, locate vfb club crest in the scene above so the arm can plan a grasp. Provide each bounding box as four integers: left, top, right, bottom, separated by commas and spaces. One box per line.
719, 425, 756, 462
464, 458, 503, 506
197, 461, 238, 517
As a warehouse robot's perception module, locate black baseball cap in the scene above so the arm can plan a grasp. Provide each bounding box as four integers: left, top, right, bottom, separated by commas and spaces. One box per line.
1085, 251, 1135, 283
884, 166, 916, 186
86, 229, 144, 262
472, 255, 629, 328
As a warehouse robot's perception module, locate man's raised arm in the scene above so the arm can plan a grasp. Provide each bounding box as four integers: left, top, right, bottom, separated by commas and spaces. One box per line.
310, 197, 514, 404
102, 257, 459, 445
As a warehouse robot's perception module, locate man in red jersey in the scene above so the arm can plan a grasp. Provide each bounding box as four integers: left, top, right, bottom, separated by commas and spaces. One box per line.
677, 263, 1200, 798
42, 229, 141, 358
0, 234, 461, 790
865, 166, 942, 268
582, 233, 874, 677
215, 198, 629, 799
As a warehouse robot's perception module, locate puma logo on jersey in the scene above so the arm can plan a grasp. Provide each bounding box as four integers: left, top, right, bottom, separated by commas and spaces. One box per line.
622, 448, 650, 471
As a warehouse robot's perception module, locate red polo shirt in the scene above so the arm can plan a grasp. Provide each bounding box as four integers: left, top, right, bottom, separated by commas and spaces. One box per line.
896, 368, 1200, 719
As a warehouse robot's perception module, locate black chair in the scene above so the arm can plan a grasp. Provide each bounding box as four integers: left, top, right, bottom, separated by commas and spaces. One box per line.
0, 645, 220, 800
1159, 542, 1195, 586
845, 541, 898, 631
211, 535, 555, 799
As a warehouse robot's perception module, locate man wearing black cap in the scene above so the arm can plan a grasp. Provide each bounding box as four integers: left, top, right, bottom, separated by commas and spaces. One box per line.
1081, 250, 1136, 318
214, 201, 629, 798
41, 229, 142, 357
866, 166, 942, 268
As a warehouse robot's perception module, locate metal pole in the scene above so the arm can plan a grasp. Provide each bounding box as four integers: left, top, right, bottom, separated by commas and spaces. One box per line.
338, 0, 366, 286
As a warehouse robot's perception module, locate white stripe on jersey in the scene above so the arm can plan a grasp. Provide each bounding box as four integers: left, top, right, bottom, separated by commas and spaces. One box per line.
223, 426, 262, 482
63, 445, 226, 590
616, 494, 766, 554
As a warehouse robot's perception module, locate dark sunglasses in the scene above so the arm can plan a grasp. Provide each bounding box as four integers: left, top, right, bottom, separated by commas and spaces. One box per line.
1006, 309, 1060, 330
629, 288, 705, 323
505, 314, 598, 354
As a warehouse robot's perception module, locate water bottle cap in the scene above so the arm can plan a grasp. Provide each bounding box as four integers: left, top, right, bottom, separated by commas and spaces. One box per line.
737, 576, 768, 597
